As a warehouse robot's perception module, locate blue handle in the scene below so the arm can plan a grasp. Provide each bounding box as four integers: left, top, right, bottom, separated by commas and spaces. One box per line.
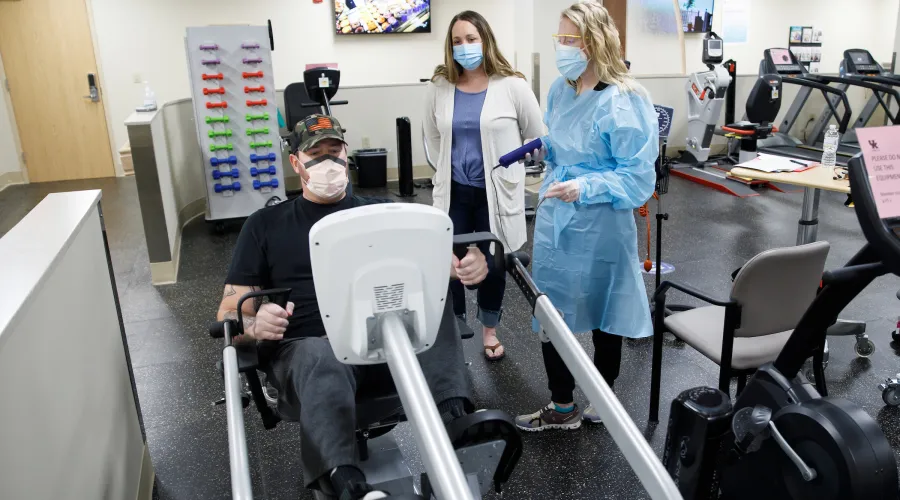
212, 168, 240, 180
214, 181, 241, 193
250, 166, 277, 177
253, 178, 279, 190
250, 153, 277, 163
210, 155, 238, 166
498, 138, 543, 167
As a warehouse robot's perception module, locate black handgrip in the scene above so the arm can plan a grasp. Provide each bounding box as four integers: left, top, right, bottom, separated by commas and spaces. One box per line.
822, 263, 887, 285
453, 232, 505, 290
330, 100, 349, 106
209, 321, 226, 339
507, 250, 531, 269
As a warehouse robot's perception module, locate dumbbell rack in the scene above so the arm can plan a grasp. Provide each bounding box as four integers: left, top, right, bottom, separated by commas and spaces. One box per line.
185, 25, 285, 222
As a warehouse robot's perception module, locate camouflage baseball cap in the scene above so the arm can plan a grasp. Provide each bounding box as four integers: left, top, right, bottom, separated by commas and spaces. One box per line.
290, 114, 347, 153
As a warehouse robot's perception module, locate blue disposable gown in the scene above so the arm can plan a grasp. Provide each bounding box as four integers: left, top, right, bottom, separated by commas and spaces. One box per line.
532, 77, 659, 337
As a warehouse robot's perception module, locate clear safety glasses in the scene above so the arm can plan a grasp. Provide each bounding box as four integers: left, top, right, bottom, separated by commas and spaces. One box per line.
552, 34, 583, 48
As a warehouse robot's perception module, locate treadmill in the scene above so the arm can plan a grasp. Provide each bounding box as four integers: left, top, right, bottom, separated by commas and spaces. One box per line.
806, 49, 900, 147
756, 48, 854, 166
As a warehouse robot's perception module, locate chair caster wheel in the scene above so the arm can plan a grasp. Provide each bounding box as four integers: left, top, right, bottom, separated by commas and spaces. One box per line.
880, 376, 900, 406
855, 336, 875, 357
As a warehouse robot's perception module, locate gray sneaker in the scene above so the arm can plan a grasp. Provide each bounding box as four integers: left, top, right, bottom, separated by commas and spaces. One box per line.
515, 403, 582, 431
583, 404, 602, 424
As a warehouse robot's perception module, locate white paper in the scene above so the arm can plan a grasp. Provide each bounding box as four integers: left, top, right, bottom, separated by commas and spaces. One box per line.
737, 153, 814, 173
722, 0, 750, 44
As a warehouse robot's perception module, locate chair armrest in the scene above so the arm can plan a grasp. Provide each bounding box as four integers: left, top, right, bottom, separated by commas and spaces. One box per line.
654, 280, 736, 307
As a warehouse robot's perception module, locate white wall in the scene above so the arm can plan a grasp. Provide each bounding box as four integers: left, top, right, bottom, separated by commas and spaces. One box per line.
0, 53, 22, 180
88, 0, 516, 157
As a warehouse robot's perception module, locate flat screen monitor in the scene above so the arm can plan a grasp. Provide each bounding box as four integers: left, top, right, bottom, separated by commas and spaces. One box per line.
336, 0, 431, 35
770, 48, 794, 66
849, 50, 874, 66
681, 0, 715, 33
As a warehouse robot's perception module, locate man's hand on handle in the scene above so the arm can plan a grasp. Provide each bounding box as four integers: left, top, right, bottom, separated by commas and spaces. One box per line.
245, 302, 295, 341
451, 246, 489, 286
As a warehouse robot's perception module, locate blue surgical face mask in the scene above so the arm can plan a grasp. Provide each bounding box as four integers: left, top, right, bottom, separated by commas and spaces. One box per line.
556, 45, 588, 80
453, 43, 483, 71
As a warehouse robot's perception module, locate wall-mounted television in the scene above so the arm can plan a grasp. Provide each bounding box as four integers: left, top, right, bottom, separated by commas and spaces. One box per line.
681, 0, 714, 33
335, 0, 431, 35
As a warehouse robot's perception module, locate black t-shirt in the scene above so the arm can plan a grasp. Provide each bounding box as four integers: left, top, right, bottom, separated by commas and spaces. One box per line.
225, 195, 391, 339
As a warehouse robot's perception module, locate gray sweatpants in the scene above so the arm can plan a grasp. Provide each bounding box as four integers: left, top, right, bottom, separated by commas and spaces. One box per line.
268, 290, 472, 488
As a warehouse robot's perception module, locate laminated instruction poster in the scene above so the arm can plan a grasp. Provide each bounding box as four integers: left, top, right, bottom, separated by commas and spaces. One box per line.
857, 126, 900, 219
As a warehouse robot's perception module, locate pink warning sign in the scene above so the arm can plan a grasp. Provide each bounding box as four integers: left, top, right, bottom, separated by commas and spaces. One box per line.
857, 126, 900, 219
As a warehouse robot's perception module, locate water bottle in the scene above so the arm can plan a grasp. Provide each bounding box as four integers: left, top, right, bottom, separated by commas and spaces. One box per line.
822, 124, 840, 169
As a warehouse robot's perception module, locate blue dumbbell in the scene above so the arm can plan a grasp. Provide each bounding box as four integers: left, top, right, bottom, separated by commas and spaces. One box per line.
212, 168, 240, 180
214, 181, 241, 193
210, 155, 238, 167
250, 153, 276, 163
253, 178, 279, 190
250, 166, 276, 177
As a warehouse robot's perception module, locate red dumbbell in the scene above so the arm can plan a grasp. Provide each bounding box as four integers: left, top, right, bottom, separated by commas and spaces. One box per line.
202, 73, 224, 80
203, 87, 226, 95
246, 99, 268, 107
242, 71, 264, 79
206, 101, 228, 109
244, 85, 265, 93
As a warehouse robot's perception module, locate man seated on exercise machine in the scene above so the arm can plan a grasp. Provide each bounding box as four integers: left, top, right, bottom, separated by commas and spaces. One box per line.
217, 114, 487, 499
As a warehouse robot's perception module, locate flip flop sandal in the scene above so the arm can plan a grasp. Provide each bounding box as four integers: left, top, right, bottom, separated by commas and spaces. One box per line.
484, 343, 506, 361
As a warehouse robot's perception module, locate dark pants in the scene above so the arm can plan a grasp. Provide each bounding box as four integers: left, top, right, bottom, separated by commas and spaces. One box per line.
267, 291, 472, 488
541, 329, 623, 404
447, 181, 505, 328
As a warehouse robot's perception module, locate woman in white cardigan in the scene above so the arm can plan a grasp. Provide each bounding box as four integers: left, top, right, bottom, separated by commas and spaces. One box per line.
425, 10, 544, 361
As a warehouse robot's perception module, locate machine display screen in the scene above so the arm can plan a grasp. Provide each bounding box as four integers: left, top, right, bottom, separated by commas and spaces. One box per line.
335, 0, 431, 35
708, 40, 723, 50
769, 49, 794, 66
849, 51, 873, 65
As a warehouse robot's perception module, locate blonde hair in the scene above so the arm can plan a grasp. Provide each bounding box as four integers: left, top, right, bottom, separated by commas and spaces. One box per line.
432, 10, 524, 84
562, 0, 637, 92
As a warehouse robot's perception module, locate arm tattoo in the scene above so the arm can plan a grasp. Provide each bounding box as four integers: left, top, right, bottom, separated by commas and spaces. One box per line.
222, 310, 257, 343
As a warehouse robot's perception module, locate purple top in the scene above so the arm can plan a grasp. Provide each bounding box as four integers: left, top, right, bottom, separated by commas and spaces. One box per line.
202, 58, 221, 65
199, 43, 219, 50
241, 42, 260, 49
243, 57, 263, 64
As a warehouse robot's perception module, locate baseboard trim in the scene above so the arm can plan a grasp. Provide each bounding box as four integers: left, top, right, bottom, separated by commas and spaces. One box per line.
136, 442, 155, 500
0, 171, 26, 193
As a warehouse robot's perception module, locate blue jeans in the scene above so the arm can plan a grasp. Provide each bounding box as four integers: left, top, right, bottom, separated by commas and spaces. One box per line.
448, 181, 505, 328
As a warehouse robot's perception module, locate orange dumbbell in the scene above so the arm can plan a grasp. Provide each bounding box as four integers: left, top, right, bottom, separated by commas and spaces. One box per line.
202, 73, 224, 80
206, 101, 228, 109
244, 85, 265, 93
242, 71, 264, 79
203, 87, 225, 95
246, 99, 267, 107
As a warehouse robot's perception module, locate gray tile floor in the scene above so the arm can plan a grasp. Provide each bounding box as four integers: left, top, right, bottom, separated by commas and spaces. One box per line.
2, 174, 900, 499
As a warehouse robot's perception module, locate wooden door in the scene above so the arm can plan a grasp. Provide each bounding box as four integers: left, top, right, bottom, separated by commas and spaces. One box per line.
0, 0, 114, 182
605, 0, 627, 56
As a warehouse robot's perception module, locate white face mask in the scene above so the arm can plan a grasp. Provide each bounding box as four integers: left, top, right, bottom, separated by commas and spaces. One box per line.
303, 155, 348, 201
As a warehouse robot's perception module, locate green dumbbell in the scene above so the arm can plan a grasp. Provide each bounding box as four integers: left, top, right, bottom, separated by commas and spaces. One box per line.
250, 140, 273, 148
247, 127, 269, 136
206, 116, 230, 124
210, 143, 234, 152
208, 129, 233, 138
246, 113, 269, 121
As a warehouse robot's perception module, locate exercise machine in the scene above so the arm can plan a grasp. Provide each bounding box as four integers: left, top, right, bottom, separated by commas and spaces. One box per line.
678, 32, 732, 166
209, 227, 522, 499
807, 49, 900, 148
672, 33, 753, 196
756, 48, 866, 165
659, 152, 899, 499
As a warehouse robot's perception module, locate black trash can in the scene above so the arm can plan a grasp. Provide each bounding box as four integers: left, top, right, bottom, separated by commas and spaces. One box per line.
354, 148, 388, 188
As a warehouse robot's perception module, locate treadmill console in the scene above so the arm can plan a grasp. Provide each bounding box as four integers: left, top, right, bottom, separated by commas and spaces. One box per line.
763, 48, 805, 76
842, 49, 885, 76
